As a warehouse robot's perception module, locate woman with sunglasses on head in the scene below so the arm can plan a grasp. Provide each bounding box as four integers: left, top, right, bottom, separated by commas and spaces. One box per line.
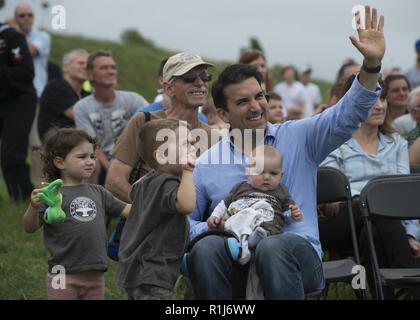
319, 74, 420, 299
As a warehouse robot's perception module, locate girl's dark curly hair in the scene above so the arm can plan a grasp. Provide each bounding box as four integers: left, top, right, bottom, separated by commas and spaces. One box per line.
41, 128, 98, 182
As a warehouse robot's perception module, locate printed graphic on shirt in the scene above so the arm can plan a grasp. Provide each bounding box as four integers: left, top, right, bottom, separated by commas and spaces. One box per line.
110, 109, 130, 134
89, 108, 132, 141
69, 196, 97, 222
12, 46, 23, 61
228, 193, 277, 218
89, 112, 104, 136
229, 193, 277, 211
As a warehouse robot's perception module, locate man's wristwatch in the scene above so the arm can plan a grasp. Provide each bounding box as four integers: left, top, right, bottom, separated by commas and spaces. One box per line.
362, 62, 382, 74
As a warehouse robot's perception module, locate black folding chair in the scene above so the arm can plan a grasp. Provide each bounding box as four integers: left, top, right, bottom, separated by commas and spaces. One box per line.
359, 174, 420, 300
317, 167, 366, 299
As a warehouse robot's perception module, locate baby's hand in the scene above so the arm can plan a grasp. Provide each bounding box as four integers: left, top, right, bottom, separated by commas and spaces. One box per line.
290, 204, 303, 221
207, 216, 222, 230
30, 189, 44, 209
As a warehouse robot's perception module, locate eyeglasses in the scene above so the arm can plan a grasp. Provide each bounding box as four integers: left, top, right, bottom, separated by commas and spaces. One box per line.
18, 13, 33, 18
175, 71, 212, 84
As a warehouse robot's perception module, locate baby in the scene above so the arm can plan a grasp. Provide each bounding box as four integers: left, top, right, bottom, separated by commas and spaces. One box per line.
207, 145, 302, 264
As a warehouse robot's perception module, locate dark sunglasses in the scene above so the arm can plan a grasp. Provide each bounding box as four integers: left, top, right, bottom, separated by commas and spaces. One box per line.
18, 13, 33, 18
176, 71, 212, 83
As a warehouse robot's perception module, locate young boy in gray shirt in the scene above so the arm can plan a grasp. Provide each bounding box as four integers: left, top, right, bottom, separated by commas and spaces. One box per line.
116, 119, 196, 300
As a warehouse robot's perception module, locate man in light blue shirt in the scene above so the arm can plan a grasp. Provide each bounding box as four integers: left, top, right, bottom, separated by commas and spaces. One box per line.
188, 6, 386, 299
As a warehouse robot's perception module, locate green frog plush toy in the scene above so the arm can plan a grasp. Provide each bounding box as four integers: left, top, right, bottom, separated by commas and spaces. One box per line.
38, 179, 66, 225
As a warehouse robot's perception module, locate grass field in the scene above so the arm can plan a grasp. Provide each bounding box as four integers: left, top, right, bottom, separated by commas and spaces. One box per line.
0, 180, 126, 299
49, 33, 332, 104
0, 33, 351, 300
0, 177, 360, 300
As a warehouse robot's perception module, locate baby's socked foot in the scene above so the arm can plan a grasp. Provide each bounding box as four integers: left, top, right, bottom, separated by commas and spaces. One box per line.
248, 227, 268, 249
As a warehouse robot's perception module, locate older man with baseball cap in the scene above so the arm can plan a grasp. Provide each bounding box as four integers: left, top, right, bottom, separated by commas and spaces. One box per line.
106, 52, 216, 202
163, 52, 213, 81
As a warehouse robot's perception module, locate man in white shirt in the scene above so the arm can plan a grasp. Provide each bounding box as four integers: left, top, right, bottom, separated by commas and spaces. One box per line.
301, 69, 321, 118
273, 66, 305, 120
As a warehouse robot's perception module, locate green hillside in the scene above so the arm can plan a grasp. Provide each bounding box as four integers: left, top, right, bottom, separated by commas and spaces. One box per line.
49, 33, 232, 102
50, 33, 172, 101
49, 33, 332, 103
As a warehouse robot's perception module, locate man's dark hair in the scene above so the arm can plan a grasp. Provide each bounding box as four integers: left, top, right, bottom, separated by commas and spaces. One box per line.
212, 64, 263, 111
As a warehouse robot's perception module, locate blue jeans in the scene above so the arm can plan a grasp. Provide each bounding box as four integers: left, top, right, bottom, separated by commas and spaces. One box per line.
188, 233, 324, 299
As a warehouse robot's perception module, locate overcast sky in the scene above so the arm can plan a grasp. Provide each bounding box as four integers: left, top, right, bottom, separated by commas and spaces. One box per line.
1, 0, 419, 81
